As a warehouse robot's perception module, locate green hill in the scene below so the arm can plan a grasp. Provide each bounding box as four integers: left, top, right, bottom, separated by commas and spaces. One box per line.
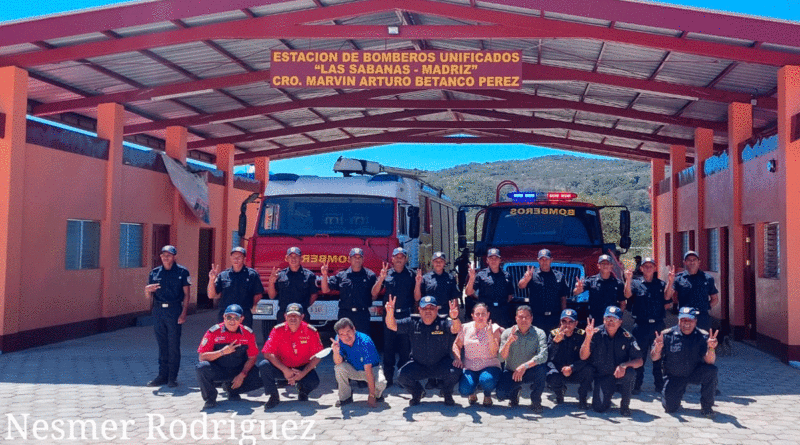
424, 155, 653, 257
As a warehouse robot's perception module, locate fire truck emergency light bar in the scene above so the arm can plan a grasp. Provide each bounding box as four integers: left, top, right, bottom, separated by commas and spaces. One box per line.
507, 191, 578, 203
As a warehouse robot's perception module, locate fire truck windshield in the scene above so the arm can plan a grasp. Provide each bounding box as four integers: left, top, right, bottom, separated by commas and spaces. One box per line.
258, 196, 394, 237
484, 206, 604, 247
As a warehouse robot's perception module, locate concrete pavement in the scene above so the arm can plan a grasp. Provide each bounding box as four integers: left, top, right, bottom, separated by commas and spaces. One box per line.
1, 309, 799, 445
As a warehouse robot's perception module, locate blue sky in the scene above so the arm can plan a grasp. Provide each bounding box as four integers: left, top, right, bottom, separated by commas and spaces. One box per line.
3, 0, 797, 175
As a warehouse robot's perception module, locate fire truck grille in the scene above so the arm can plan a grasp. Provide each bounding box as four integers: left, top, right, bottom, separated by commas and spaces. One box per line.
503, 262, 585, 301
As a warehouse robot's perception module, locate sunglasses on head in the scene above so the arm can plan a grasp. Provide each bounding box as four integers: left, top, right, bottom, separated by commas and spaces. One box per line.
224, 314, 241, 321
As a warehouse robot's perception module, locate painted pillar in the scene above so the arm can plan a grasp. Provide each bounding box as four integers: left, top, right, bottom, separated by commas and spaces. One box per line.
216, 144, 235, 268
694, 129, 714, 267
96, 103, 125, 323
670, 145, 687, 266
728, 102, 752, 331
777, 66, 800, 358
0, 66, 28, 347
650, 158, 665, 267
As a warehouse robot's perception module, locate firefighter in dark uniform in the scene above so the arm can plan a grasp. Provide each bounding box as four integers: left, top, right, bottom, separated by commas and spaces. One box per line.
580, 306, 643, 416
386, 295, 462, 406
574, 254, 628, 322
267, 247, 319, 321
625, 257, 673, 393
465, 248, 515, 328
652, 307, 719, 417
666, 251, 719, 331
546, 309, 593, 409
196, 304, 265, 410
518, 249, 570, 332
144, 245, 191, 388
208, 246, 264, 328
320, 247, 378, 334
372, 247, 416, 386
415, 251, 461, 316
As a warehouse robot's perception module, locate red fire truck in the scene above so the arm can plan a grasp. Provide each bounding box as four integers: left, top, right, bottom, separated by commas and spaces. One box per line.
240, 157, 457, 335
454, 180, 631, 320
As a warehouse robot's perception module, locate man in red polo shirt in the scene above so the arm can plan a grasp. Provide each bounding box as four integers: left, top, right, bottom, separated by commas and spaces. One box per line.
258, 303, 324, 410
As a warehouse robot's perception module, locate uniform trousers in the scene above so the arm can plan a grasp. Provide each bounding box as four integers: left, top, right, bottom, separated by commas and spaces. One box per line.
258, 360, 320, 396
195, 361, 265, 402
397, 356, 462, 397
339, 308, 371, 335
383, 312, 411, 380
153, 304, 182, 381
633, 321, 665, 390
592, 367, 636, 413
546, 365, 594, 400
662, 364, 718, 413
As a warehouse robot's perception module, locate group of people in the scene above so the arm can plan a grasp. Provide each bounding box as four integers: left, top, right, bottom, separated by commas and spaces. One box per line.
144, 244, 722, 417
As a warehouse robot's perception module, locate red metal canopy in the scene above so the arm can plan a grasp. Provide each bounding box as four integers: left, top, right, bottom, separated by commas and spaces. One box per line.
1, 0, 796, 163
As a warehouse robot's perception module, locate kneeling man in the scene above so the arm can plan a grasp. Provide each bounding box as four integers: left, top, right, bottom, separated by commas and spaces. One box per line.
332, 318, 387, 408
259, 303, 324, 410
496, 305, 548, 413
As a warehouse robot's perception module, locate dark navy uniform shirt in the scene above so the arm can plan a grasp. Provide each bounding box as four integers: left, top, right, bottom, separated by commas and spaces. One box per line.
327, 267, 377, 310
420, 271, 461, 313
275, 266, 318, 312
660, 325, 709, 378
584, 274, 626, 321
474, 268, 515, 306
381, 267, 416, 311
525, 269, 570, 315
630, 278, 669, 322
214, 266, 265, 312
148, 264, 191, 304
396, 315, 455, 366
547, 328, 588, 373
587, 325, 643, 376
673, 271, 718, 313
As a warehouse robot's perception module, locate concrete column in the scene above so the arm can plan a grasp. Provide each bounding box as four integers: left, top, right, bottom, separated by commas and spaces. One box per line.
0, 67, 28, 347
650, 158, 665, 267
254, 156, 270, 188
96, 103, 125, 322
694, 128, 714, 265
216, 144, 235, 268
778, 66, 800, 358
670, 145, 687, 266
728, 102, 753, 331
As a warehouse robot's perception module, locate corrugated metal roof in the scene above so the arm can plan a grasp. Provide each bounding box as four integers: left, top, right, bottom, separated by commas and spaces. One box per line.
3, 0, 795, 162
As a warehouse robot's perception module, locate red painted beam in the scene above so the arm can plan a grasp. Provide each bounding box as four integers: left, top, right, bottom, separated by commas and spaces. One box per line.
0, 112, 5, 138
187, 109, 434, 149
123, 88, 415, 135
482, 0, 800, 48
32, 70, 272, 116
522, 64, 777, 110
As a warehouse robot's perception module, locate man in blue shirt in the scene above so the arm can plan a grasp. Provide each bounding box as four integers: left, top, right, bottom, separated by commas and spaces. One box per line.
331, 317, 387, 408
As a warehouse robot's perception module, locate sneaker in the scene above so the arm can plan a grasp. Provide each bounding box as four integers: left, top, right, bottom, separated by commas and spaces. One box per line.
700, 408, 716, 418
298, 392, 309, 402
620, 406, 632, 417
264, 394, 280, 410
443, 393, 455, 406
202, 400, 217, 410
468, 394, 478, 405
409, 392, 422, 406
146, 376, 168, 387
335, 396, 353, 407
530, 402, 543, 414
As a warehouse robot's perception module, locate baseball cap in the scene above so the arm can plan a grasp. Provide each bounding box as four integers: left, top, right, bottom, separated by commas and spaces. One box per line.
678, 307, 698, 319
537, 249, 552, 259
285, 303, 303, 316
487, 248, 501, 258
560, 309, 578, 321
642, 257, 656, 266
419, 296, 438, 308
432, 251, 446, 261
683, 250, 700, 260
597, 254, 612, 264
161, 245, 177, 255
392, 247, 407, 257
286, 246, 302, 256
604, 306, 623, 319
230, 246, 247, 255
224, 304, 244, 317
349, 247, 364, 257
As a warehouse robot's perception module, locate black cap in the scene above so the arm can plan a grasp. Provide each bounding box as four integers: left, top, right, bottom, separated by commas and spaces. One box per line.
537, 249, 552, 259
432, 251, 446, 261
230, 246, 247, 255
683, 250, 700, 260
285, 303, 303, 316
